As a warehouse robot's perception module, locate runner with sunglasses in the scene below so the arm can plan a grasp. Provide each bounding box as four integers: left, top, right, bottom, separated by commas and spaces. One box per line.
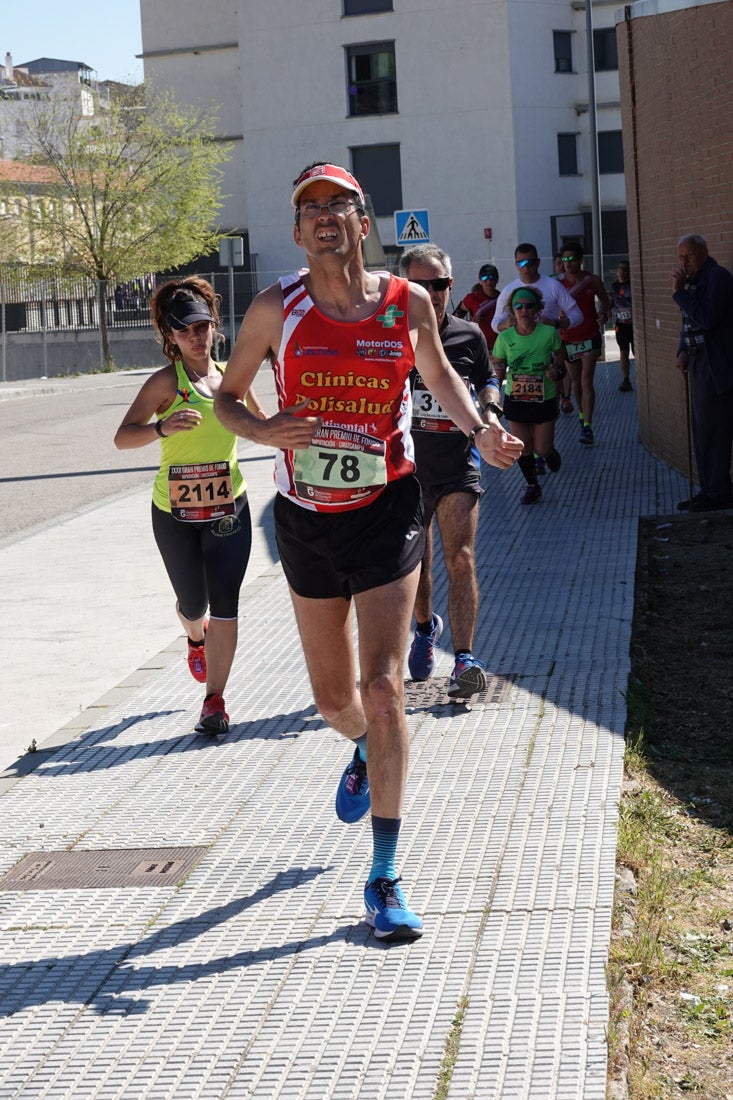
453, 263, 501, 351
399, 244, 503, 697
215, 162, 523, 942
491, 286, 568, 504
491, 243, 583, 336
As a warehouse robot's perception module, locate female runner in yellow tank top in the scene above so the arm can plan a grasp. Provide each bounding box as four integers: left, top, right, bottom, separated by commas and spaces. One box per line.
115, 276, 265, 735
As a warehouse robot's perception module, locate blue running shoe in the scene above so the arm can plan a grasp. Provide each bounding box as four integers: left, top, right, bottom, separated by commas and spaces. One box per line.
364, 876, 423, 941
534, 454, 546, 475
335, 746, 370, 823
448, 654, 487, 698
408, 613, 443, 681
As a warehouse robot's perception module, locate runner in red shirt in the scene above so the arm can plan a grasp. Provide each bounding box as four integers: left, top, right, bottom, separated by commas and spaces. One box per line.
453, 263, 500, 351
215, 162, 522, 942
559, 241, 611, 446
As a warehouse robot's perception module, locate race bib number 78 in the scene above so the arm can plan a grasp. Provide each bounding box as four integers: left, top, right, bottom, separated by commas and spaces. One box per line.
293, 426, 387, 506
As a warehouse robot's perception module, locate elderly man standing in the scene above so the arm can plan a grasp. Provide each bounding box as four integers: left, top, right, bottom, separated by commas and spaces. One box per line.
672, 234, 733, 511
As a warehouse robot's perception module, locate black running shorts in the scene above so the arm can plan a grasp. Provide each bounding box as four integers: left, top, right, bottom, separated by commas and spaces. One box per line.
274, 475, 425, 600
419, 471, 481, 528
503, 395, 559, 425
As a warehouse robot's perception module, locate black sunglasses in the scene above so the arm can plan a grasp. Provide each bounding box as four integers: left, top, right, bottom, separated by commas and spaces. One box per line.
409, 277, 451, 292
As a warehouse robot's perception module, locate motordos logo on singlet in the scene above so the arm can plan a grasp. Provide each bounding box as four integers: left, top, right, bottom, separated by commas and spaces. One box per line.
355, 338, 404, 360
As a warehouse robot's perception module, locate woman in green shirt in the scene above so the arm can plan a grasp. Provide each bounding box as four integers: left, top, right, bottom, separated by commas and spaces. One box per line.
491, 286, 567, 504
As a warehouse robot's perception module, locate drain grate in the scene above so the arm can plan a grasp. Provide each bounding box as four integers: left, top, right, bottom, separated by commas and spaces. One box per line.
0, 846, 208, 891
404, 673, 515, 710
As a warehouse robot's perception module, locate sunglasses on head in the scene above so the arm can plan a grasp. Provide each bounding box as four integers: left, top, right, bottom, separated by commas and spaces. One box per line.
516, 258, 539, 268
410, 277, 451, 292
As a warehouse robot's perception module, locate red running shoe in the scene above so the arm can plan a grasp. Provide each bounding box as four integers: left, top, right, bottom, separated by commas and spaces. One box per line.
196, 693, 229, 735
186, 621, 208, 683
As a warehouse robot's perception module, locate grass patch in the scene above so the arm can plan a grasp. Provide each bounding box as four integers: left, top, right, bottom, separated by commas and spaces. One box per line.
607, 516, 733, 1099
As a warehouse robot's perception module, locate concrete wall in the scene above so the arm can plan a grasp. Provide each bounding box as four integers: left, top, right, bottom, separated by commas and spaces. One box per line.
140, 0, 246, 234
617, 0, 733, 480
2, 328, 161, 382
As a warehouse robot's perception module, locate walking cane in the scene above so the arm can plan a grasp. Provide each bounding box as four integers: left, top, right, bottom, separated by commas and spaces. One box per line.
682, 366, 694, 504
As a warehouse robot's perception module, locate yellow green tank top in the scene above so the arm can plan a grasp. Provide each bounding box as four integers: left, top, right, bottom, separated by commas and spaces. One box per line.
152, 360, 245, 513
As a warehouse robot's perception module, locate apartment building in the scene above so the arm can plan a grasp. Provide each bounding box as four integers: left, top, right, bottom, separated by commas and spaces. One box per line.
140, 0, 627, 292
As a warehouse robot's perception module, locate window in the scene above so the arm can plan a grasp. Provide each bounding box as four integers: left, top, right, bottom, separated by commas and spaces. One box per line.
350, 143, 402, 215
344, 0, 392, 13
601, 209, 628, 257
557, 133, 578, 176
553, 30, 573, 73
598, 131, 624, 174
594, 28, 618, 72
346, 42, 397, 116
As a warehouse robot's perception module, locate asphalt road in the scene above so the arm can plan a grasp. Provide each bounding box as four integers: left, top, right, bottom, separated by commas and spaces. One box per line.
0, 370, 160, 545
0, 365, 279, 546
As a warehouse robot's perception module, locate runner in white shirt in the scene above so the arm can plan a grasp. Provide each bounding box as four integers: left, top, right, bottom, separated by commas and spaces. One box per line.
492, 242, 583, 333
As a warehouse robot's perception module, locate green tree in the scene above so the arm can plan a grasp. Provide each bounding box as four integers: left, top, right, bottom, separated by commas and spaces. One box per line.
18, 83, 231, 365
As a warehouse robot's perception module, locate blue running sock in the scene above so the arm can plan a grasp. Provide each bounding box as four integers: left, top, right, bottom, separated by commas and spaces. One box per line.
354, 733, 367, 764
369, 816, 401, 882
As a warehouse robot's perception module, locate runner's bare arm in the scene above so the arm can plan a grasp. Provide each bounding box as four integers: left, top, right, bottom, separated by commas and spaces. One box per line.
409, 286, 523, 469
215, 287, 321, 450
114, 366, 196, 449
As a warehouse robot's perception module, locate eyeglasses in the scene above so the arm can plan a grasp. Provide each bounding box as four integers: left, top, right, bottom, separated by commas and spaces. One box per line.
516, 258, 539, 268
513, 302, 537, 310
300, 198, 358, 219
561, 255, 578, 263
480, 274, 497, 282
409, 277, 451, 292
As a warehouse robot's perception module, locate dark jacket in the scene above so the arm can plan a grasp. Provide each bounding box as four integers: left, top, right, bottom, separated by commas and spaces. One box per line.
673, 256, 733, 394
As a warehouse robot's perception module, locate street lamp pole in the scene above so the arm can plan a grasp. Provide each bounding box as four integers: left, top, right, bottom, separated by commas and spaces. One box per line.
586, 0, 603, 275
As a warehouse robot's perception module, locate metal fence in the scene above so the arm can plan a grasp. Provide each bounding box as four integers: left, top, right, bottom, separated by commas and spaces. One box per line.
0, 268, 260, 337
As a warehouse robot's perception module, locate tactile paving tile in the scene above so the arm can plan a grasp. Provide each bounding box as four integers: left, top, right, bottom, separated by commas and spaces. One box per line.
0, 361, 691, 1098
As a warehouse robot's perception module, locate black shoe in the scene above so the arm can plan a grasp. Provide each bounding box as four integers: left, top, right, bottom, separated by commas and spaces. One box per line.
619, 378, 633, 392
688, 495, 733, 512
520, 484, 542, 505
677, 492, 704, 511
678, 493, 733, 512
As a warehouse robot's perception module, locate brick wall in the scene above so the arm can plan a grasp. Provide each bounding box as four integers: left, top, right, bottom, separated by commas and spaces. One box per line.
617, 1, 733, 481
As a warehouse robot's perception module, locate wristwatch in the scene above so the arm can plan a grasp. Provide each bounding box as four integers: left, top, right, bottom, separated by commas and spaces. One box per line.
465, 423, 490, 454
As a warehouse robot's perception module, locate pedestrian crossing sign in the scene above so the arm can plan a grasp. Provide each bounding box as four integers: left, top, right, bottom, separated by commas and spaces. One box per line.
395, 209, 430, 245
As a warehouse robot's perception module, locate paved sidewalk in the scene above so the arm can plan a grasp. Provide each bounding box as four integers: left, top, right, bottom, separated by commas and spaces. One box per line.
0, 358, 686, 1099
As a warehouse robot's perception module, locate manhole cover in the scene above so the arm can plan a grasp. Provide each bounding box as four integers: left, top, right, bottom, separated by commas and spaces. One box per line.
0, 846, 207, 891
404, 673, 515, 709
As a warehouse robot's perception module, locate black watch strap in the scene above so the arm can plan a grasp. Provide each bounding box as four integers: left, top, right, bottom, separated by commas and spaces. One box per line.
465, 423, 489, 454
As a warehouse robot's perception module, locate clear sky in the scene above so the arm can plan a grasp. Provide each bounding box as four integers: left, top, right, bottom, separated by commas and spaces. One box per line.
3, 0, 144, 84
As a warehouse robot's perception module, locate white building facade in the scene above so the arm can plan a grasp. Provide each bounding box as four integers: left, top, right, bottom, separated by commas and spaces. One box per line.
139, 0, 627, 295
